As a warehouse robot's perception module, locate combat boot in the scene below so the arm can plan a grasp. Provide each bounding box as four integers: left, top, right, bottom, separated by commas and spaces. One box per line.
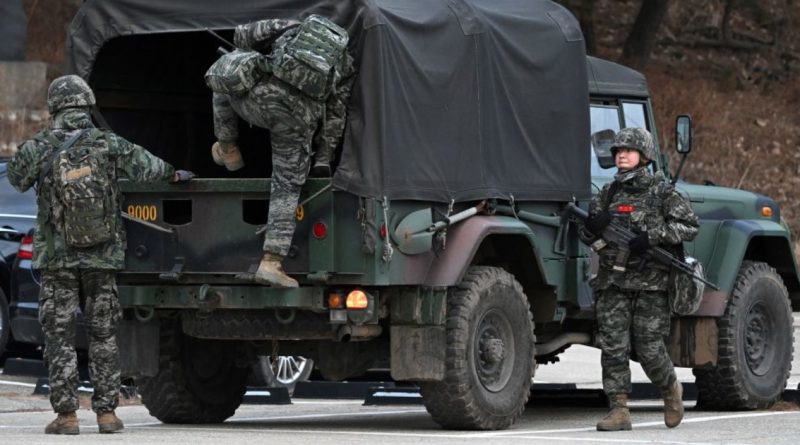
97, 410, 124, 434
45, 411, 79, 435
596, 394, 632, 431
310, 162, 332, 178
212, 141, 245, 171
254, 253, 299, 288
662, 380, 684, 428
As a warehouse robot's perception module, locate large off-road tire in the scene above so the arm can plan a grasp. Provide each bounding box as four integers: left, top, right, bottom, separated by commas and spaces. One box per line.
694, 261, 793, 409
138, 318, 250, 423
418, 266, 535, 430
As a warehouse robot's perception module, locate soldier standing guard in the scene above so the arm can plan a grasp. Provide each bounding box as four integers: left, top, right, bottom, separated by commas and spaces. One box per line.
206, 15, 355, 288
6, 75, 193, 434
580, 128, 699, 431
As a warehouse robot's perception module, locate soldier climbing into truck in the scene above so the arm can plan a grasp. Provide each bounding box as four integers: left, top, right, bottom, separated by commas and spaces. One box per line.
205, 14, 355, 288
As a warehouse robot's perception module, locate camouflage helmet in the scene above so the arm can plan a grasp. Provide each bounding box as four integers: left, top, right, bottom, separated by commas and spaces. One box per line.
47, 75, 96, 114
611, 127, 656, 163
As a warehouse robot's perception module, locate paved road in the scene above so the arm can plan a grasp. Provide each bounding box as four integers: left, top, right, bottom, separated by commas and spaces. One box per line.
0, 398, 799, 444
1, 313, 799, 444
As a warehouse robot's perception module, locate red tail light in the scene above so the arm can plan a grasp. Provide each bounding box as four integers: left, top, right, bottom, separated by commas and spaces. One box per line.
312, 221, 328, 239
18, 235, 34, 260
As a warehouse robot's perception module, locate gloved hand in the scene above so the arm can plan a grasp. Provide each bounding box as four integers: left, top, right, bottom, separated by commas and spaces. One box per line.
171, 170, 196, 183
584, 210, 611, 236
628, 232, 650, 254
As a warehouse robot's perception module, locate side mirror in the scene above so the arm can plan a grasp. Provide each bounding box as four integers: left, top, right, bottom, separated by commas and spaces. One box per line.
591, 129, 617, 169
676, 115, 692, 154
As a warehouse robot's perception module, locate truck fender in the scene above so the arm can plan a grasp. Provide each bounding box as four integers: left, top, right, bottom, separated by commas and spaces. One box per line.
423, 216, 543, 287
697, 219, 799, 316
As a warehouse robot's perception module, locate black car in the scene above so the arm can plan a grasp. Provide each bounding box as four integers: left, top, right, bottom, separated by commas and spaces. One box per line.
0, 161, 37, 360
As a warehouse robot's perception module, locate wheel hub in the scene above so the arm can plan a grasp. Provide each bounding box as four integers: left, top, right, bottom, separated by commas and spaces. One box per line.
481, 337, 506, 364
273, 356, 309, 385
474, 308, 514, 393
745, 301, 773, 376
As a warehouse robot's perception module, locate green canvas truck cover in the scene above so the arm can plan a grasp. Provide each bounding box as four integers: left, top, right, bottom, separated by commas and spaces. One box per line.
66, 0, 590, 203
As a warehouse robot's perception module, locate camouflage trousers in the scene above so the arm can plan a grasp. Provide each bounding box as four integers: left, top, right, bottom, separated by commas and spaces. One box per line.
595, 286, 676, 396
39, 269, 122, 414
260, 79, 324, 257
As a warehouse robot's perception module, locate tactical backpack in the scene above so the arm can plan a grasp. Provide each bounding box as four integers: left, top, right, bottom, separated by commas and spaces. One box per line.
270, 15, 349, 99
669, 256, 706, 315
38, 128, 116, 248
205, 49, 268, 97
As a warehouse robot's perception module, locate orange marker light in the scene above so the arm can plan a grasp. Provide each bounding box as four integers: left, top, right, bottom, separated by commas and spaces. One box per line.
328, 293, 344, 309
761, 206, 773, 218
346, 290, 369, 310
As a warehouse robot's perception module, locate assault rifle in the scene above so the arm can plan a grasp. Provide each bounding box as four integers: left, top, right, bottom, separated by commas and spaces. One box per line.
207, 28, 234, 55
565, 202, 719, 290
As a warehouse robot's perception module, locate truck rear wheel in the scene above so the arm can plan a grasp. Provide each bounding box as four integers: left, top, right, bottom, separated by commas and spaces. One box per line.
138, 318, 249, 423
418, 266, 535, 430
694, 261, 793, 409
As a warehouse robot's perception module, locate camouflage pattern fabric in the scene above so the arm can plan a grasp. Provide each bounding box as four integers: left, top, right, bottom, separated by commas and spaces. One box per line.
234, 18, 300, 51
214, 77, 322, 256
46, 75, 96, 114
611, 127, 656, 162
204, 49, 268, 97
584, 166, 699, 291
212, 17, 354, 257
670, 258, 705, 315
596, 287, 676, 395
39, 269, 121, 414
580, 162, 698, 397
270, 15, 350, 99
7, 107, 176, 270
50, 128, 116, 248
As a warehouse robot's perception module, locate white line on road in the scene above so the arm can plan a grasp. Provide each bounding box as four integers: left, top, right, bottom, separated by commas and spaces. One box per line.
0, 380, 37, 388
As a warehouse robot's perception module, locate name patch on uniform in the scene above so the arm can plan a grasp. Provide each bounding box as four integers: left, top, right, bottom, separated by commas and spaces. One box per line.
617, 204, 634, 213
64, 166, 92, 181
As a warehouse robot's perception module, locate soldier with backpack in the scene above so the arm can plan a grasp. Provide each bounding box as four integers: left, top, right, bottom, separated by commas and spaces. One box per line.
6, 75, 194, 435
580, 128, 699, 431
205, 14, 355, 288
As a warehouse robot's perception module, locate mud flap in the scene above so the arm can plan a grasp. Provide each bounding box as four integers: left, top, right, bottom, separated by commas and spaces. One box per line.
667, 317, 718, 368
118, 319, 160, 378
390, 325, 445, 381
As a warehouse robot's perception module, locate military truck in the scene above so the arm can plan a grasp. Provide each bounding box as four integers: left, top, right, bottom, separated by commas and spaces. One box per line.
65, 0, 797, 430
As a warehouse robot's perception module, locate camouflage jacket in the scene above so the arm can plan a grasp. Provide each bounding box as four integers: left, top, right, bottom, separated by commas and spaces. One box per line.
584, 167, 699, 291
6, 109, 175, 270
214, 18, 355, 156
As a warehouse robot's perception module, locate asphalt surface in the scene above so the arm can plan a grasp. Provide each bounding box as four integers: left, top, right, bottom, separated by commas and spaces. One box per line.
1, 314, 799, 444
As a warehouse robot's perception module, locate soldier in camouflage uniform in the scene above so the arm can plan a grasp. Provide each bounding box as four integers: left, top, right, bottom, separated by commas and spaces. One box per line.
6, 75, 192, 435
209, 16, 354, 288
581, 128, 699, 431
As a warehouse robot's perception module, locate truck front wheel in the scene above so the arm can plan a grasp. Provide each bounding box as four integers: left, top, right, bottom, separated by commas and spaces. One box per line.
138, 318, 250, 423
694, 261, 793, 409
419, 266, 535, 430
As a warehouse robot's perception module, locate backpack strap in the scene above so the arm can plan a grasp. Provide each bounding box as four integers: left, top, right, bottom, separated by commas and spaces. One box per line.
37, 128, 91, 193
602, 181, 619, 212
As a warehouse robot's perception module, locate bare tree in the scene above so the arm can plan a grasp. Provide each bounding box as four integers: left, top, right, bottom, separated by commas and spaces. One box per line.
622, 0, 670, 69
